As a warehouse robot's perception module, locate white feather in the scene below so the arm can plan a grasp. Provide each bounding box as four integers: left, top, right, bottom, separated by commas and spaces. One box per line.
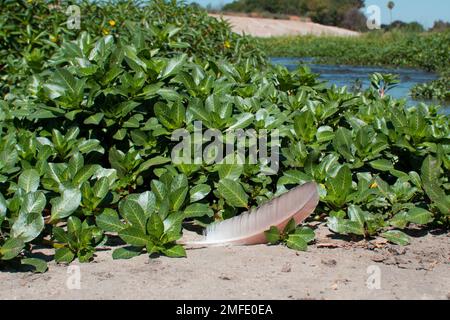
183, 182, 319, 247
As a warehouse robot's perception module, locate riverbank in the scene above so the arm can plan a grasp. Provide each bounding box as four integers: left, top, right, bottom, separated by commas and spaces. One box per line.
209, 14, 360, 37
260, 32, 450, 101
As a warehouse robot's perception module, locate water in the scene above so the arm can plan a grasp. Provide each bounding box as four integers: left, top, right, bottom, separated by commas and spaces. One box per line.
271, 57, 450, 114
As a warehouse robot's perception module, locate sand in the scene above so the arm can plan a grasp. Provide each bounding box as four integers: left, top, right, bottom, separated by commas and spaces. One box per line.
210, 14, 360, 37
1, 224, 448, 300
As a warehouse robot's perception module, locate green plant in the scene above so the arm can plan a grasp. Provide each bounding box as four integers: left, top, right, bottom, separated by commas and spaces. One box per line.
265, 218, 315, 251
0, 0, 448, 272
53, 216, 104, 263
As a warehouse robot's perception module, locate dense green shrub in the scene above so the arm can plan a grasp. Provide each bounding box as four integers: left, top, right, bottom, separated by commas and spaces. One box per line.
0, 0, 266, 96
0, 1, 448, 271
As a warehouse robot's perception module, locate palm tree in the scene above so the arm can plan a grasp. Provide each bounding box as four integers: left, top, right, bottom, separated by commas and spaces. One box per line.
387, 1, 395, 24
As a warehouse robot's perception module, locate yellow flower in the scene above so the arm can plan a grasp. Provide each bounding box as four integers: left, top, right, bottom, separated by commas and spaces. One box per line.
224, 40, 231, 49
49, 35, 58, 43
370, 182, 378, 189
108, 20, 116, 27
27, 0, 33, 3
102, 28, 109, 35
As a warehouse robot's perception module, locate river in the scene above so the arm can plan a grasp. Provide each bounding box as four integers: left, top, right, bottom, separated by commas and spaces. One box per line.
271, 57, 450, 115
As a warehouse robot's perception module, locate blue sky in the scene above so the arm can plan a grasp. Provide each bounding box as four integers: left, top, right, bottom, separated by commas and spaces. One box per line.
187, 0, 450, 28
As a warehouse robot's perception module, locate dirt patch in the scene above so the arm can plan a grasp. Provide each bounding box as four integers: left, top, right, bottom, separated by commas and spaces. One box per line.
1, 224, 448, 300
209, 14, 360, 37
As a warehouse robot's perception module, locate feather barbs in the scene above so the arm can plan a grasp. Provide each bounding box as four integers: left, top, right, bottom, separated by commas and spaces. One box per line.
182, 182, 319, 247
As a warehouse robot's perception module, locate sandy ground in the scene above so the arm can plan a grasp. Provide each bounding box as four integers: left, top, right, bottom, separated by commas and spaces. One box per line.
210, 14, 360, 37
1, 224, 449, 300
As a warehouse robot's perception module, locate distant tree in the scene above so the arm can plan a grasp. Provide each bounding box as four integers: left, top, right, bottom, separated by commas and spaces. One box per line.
341, 8, 368, 31
430, 20, 450, 32
189, 2, 201, 9
387, 1, 395, 24
385, 20, 425, 33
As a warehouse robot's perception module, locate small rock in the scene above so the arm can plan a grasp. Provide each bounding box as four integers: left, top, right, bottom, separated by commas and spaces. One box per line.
321, 259, 337, 267
371, 255, 386, 263
281, 263, 292, 273
388, 246, 407, 255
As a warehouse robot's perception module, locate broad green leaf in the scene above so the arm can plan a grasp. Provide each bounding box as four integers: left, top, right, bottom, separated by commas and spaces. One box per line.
11, 210, 44, 243
370, 159, 394, 172
126, 191, 156, 218
316, 126, 334, 143
52, 227, 71, 244
112, 247, 142, 260
21, 258, 48, 273
84, 112, 104, 125
119, 200, 147, 233
137, 156, 171, 174
421, 156, 440, 184
170, 186, 188, 211
389, 212, 409, 229
68, 153, 84, 178
333, 128, 354, 161
381, 230, 410, 246
51, 188, 82, 221
20, 191, 46, 214
11, 192, 46, 242
118, 227, 149, 247
18, 169, 40, 193
327, 217, 364, 236
342, 220, 365, 236
283, 218, 296, 234
72, 165, 100, 187
286, 234, 308, 251
423, 182, 450, 215
146, 213, 164, 239
163, 244, 186, 258
188, 98, 210, 124
96, 209, 125, 233
264, 226, 281, 245
348, 205, 365, 227
151, 180, 167, 202
55, 247, 75, 263
218, 162, 243, 181
406, 207, 433, 225
326, 165, 352, 206
217, 179, 248, 208
189, 184, 211, 202
408, 171, 422, 189
159, 54, 187, 80
184, 203, 214, 218
163, 213, 183, 242
93, 177, 110, 199
227, 113, 254, 130
77, 139, 104, 154
67, 216, 82, 238
294, 227, 315, 243
123, 45, 147, 71
0, 238, 24, 260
